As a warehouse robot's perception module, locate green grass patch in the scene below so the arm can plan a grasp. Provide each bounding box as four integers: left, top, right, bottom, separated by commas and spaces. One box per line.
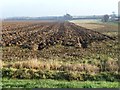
102, 21, 118, 26
2, 78, 119, 88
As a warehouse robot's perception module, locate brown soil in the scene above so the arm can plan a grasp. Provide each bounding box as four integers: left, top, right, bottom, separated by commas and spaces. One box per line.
1, 21, 114, 49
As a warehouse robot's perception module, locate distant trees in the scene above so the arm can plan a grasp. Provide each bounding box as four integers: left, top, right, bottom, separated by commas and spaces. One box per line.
102, 12, 118, 22
63, 14, 73, 20
102, 14, 109, 22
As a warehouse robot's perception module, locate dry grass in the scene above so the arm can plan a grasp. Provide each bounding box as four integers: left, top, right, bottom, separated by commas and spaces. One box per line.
2, 57, 118, 73
70, 20, 105, 29
0, 60, 2, 69
71, 20, 118, 35
3, 58, 100, 73
105, 58, 119, 72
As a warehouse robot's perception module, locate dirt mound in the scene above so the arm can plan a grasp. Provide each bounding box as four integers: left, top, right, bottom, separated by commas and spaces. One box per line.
1, 21, 114, 49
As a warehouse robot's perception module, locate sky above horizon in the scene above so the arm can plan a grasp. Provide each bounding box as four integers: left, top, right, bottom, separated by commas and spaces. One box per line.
0, 0, 119, 18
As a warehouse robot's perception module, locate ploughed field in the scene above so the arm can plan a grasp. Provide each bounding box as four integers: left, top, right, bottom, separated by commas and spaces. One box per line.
2, 21, 114, 48
1, 21, 117, 61
1, 21, 119, 87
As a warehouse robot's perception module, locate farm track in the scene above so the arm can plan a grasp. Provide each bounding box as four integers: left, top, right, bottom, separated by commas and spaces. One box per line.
1, 21, 114, 49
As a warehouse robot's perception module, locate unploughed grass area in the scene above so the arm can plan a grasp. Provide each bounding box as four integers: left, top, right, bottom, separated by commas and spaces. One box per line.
71, 19, 118, 37
70, 19, 119, 25
2, 78, 119, 88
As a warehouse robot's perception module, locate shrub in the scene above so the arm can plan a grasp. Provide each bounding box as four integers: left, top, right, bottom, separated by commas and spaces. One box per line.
105, 58, 119, 72
2, 68, 13, 78
44, 70, 55, 79
12, 69, 26, 79
36, 70, 46, 79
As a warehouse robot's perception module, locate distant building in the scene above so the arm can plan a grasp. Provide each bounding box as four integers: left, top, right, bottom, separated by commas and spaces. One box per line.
109, 12, 118, 21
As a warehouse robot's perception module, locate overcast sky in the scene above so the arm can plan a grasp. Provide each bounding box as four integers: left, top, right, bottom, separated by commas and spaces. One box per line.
0, 0, 119, 18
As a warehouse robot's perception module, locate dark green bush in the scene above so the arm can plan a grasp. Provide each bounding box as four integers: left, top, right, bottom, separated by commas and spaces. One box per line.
36, 70, 46, 79
12, 69, 27, 79
2, 68, 14, 78
2, 68, 120, 81
44, 70, 55, 79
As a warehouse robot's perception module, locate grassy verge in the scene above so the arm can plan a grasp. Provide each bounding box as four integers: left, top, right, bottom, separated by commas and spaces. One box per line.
70, 19, 118, 26
2, 78, 119, 88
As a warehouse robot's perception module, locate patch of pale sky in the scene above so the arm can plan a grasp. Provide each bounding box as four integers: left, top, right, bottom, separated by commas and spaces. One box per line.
0, 0, 119, 18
